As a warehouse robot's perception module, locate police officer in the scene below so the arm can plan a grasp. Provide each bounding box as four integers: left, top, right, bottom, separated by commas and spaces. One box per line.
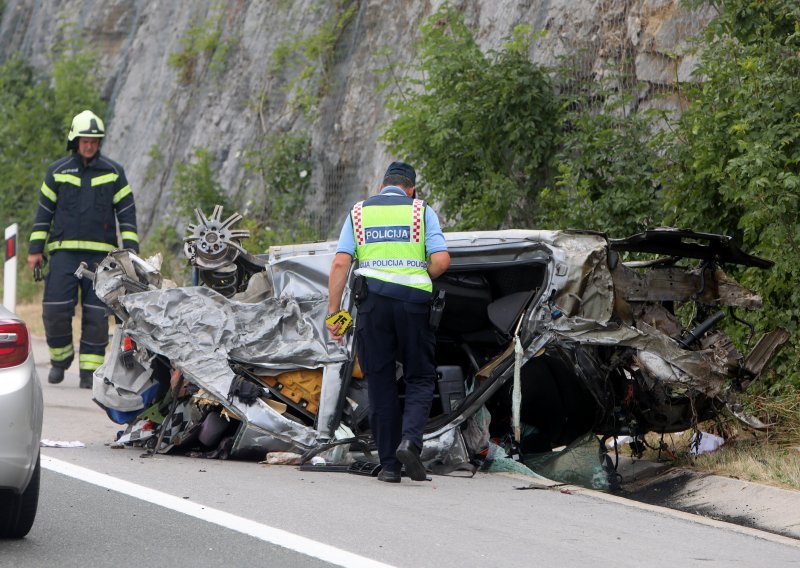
27, 110, 139, 389
327, 162, 450, 482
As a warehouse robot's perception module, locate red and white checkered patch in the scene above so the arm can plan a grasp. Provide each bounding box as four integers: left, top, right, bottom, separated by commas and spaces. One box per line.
353, 201, 365, 246
411, 199, 423, 243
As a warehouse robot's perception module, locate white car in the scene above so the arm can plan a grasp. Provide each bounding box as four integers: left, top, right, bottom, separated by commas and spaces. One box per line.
0, 305, 43, 538
86, 210, 788, 484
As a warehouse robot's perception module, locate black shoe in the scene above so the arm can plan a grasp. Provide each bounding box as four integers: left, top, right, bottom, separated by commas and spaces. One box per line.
79, 370, 93, 389
48, 367, 65, 384
377, 469, 401, 483
396, 439, 427, 481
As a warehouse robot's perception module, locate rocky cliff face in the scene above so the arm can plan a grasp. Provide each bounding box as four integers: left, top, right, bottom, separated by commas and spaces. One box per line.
0, 0, 710, 241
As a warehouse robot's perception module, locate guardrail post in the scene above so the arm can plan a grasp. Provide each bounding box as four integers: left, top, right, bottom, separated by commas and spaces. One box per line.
4, 223, 18, 312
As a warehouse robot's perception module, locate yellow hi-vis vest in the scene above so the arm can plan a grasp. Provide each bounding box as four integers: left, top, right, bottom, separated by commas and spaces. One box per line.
351, 196, 432, 300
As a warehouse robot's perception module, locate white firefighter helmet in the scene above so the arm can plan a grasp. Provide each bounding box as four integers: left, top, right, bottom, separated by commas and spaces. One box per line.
67, 110, 105, 146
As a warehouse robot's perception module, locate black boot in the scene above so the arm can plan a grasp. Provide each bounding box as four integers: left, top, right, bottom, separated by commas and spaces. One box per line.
396, 440, 427, 481
48, 367, 65, 384
377, 468, 401, 483
79, 370, 93, 389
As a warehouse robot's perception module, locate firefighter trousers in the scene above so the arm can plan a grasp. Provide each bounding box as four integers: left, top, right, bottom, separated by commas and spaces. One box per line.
42, 250, 109, 372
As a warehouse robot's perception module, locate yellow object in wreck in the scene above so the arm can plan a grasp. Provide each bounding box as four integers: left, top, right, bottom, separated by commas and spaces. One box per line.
352, 356, 363, 379
261, 369, 323, 416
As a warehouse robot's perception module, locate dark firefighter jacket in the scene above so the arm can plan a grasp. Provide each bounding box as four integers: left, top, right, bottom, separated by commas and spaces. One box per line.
29, 152, 139, 255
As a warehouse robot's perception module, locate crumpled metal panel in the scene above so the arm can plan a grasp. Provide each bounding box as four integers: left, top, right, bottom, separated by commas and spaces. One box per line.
118, 285, 349, 453
121, 287, 346, 372
420, 425, 471, 472
609, 228, 774, 268
550, 317, 731, 398
233, 397, 318, 451
443, 229, 562, 247
316, 363, 346, 439
551, 232, 613, 322
268, 243, 339, 300
535, 232, 746, 400
612, 264, 764, 309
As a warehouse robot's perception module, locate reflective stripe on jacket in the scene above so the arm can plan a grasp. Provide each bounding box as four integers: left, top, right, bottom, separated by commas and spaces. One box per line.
352, 193, 431, 302
29, 153, 139, 255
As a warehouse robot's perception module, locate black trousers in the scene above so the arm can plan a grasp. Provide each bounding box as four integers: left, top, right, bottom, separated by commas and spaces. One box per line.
355, 292, 436, 473
42, 250, 109, 371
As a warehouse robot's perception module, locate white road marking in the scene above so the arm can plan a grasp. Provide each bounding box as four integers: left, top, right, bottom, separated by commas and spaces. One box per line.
43, 456, 396, 568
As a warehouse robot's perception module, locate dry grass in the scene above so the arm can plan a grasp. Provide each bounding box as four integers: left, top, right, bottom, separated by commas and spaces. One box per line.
628, 411, 800, 492
688, 441, 800, 490
744, 392, 800, 446
15, 299, 116, 344
14, 296, 46, 337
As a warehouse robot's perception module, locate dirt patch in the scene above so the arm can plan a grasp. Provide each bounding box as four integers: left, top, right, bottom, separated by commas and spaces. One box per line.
16, 301, 116, 345
619, 467, 800, 540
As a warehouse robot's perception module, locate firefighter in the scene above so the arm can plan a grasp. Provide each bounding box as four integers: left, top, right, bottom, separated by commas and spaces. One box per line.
27, 110, 139, 389
327, 162, 450, 482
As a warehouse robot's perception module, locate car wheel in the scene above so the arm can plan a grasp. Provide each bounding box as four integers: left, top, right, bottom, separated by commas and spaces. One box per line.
0, 453, 40, 538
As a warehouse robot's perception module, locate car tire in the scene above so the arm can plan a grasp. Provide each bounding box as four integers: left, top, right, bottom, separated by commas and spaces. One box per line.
0, 453, 40, 538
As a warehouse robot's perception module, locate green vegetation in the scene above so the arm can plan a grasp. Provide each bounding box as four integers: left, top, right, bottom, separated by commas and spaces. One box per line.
269, 0, 358, 118
538, 64, 661, 236
242, 131, 318, 252
166, 2, 359, 263
167, 4, 237, 85
0, 42, 106, 303
239, 1, 359, 249
657, 0, 800, 391
382, 2, 799, 429
143, 144, 164, 185
155, 147, 233, 284
167, 135, 318, 261
0, 48, 106, 232
381, 8, 559, 230
380, 5, 659, 236
171, 147, 230, 220
138, 223, 188, 285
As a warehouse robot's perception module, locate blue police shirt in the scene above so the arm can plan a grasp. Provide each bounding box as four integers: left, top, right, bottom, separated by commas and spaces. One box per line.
335, 187, 447, 256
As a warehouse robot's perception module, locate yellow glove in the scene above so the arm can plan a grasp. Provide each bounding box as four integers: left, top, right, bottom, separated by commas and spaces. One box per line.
326, 310, 353, 337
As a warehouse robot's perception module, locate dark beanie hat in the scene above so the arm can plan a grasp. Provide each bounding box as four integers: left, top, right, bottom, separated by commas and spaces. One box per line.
384, 161, 416, 185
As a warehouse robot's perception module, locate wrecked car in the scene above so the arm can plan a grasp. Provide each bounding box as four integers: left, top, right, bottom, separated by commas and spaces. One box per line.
80, 206, 788, 483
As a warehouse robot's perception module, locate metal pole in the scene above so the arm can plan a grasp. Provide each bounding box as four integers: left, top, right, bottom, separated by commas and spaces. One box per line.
4, 223, 18, 312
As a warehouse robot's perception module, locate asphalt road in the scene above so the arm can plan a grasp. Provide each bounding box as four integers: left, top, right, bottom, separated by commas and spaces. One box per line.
4, 471, 335, 568
5, 338, 800, 568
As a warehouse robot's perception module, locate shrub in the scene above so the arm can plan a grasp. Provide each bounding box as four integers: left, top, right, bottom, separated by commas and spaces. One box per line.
381, 6, 559, 230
